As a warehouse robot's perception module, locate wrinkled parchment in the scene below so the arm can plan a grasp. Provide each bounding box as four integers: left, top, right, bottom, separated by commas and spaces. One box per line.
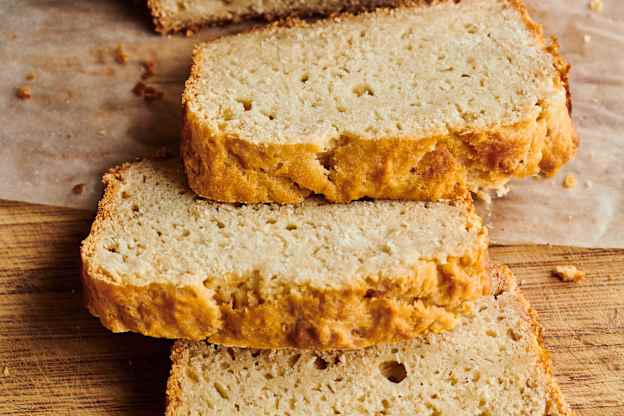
1, 0, 622, 247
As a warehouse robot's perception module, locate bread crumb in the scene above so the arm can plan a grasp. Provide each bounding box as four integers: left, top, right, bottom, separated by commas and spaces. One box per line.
583, 34, 592, 44
2, 367, 9, 377
475, 190, 492, 204
16, 85, 32, 99
72, 183, 86, 195
97, 129, 107, 136
114, 43, 129, 64
25, 72, 36, 81
141, 60, 157, 80
562, 174, 577, 188
495, 185, 510, 198
553, 265, 586, 283
133, 81, 164, 102
589, 0, 603, 12
132, 81, 146, 96
585, 180, 593, 189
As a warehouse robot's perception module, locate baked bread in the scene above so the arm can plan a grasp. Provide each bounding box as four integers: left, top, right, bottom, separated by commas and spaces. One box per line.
166, 267, 572, 415
80, 158, 489, 349
182, 0, 577, 204
147, 0, 404, 34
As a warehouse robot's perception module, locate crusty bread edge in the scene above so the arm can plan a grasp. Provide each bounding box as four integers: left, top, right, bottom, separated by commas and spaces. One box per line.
181, 0, 577, 204
164, 265, 573, 415
80, 159, 491, 348
147, 0, 417, 34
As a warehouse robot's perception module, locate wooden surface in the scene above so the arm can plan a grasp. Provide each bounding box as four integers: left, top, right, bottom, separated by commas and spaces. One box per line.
0, 200, 623, 415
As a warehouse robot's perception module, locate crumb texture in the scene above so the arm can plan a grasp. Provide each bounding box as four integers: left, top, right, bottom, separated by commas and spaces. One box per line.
166, 290, 571, 415
80, 159, 489, 347
182, 0, 577, 203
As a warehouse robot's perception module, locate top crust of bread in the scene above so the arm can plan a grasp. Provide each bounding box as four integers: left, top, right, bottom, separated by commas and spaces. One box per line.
182, 0, 577, 203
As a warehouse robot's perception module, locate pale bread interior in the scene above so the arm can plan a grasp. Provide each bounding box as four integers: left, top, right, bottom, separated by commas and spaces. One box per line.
167, 289, 562, 415
186, 0, 563, 147
82, 159, 483, 290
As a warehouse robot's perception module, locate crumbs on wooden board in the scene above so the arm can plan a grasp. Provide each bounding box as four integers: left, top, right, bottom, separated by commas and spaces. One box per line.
553, 265, 586, 283
2, 366, 9, 377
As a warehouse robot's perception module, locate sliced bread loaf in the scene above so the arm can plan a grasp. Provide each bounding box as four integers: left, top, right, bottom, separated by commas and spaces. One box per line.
147, 0, 403, 34
166, 266, 572, 415
80, 158, 489, 349
182, 0, 577, 204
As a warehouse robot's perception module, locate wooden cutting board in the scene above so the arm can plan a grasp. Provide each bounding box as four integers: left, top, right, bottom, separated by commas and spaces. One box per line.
0, 200, 622, 415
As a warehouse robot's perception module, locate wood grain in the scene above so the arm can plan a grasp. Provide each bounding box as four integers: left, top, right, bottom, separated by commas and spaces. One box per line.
0, 200, 622, 415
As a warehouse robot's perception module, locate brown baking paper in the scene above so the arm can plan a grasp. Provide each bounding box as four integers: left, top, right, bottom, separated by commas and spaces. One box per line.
1, 0, 622, 248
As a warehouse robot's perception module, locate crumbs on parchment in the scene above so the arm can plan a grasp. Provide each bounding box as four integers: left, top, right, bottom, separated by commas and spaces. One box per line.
16, 86, 32, 99
563, 174, 577, 189
114, 43, 129, 64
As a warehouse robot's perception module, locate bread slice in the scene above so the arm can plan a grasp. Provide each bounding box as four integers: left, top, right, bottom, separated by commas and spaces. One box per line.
165, 267, 572, 416
80, 158, 490, 349
147, 0, 403, 34
182, 0, 577, 204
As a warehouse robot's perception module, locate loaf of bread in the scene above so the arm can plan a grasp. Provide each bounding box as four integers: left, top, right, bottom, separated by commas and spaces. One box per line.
80, 158, 490, 349
182, 0, 577, 204
166, 266, 571, 415
147, 0, 404, 33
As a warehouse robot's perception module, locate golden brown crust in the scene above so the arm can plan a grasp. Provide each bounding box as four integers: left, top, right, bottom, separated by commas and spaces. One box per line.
507, 280, 574, 415
182, 100, 576, 203
166, 268, 573, 415
82, 251, 490, 349
80, 158, 490, 349
146, 0, 415, 34
181, 0, 578, 204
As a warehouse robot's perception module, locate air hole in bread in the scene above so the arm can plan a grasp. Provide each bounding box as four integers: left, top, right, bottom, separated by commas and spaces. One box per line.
300, 73, 309, 83
213, 382, 229, 400
379, 361, 407, 383
485, 329, 497, 337
465, 23, 478, 34
448, 372, 458, 385
314, 356, 329, 370
353, 84, 374, 97
382, 399, 391, 409
266, 218, 277, 225
105, 243, 119, 253
507, 328, 522, 341
286, 224, 298, 231
288, 353, 301, 367
236, 98, 253, 111
131, 204, 140, 213
121, 191, 130, 199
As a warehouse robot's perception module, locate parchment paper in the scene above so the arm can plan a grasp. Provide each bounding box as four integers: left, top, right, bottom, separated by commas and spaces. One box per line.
1, 0, 622, 248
